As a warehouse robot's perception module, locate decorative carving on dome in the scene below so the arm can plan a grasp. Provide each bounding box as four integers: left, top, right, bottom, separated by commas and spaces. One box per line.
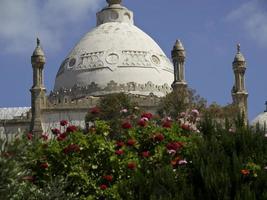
122, 51, 151, 67
151, 55, 160, 65
49, 81, 171, 104
69, 58, 76, 68
106, 53, 119, 64
77, 51, 105, 70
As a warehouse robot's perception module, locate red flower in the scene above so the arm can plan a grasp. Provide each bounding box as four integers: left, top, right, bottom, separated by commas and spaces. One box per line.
115, 149, 124, 155
41, 133, 49, 141
60, 120, 68, 126
57, 133, 67, 141
241, 169, 250, 176
138, 118, 148, 127
141, 112, 153, 120
40, 162, 49, 169
181, 124, 191, 131
142, 151, 150, 158
122, 121, 132, 129
116, 141, 125, 147
154, 133, 164, 142
103, 175, 113, 182
27, 133, 33, 140
63, 144, 80, 154
127, 162, 136, 170
100, 184, 108, 190
51, 128, 61, 135
166, 142, 183, 151
127, 139, 136, 146
90, 106, 100, 114
66, 125, 77, 133
163, 121, 172, 128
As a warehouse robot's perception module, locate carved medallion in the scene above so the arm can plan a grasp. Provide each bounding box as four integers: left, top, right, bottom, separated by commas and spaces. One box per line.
110, 11, 119, 20
151, 55, 160, 65
106, 53, 119, 64
69, 58, 76, 68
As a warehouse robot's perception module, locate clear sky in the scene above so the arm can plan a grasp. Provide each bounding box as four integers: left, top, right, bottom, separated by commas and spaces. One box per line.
0, 0, 266, 120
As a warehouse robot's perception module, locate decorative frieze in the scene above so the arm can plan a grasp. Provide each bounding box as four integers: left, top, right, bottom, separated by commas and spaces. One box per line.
49, 81, 171, 105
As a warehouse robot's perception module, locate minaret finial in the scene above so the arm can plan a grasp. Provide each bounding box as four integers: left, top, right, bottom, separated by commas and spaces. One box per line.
37, 37, 40, 46
107, 0, 121, 5
237, 43, 241, 53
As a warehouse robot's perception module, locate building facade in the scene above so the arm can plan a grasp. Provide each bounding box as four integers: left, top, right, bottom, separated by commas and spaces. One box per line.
0, 0, 249, 139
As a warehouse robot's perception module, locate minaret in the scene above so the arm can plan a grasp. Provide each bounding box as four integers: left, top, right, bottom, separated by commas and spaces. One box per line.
171, 40, 187, 93
232, 44, 248, 123
30, 38, 46, 135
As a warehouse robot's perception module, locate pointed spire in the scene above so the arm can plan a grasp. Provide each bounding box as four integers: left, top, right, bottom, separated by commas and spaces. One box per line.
233, 43, 245, 62
173, 39, 185, 51
37, 37, 40, 46
265, 101, 267, 112
237, 43, 241, 53
107, 0, 121, 5
32, 37, 45, 57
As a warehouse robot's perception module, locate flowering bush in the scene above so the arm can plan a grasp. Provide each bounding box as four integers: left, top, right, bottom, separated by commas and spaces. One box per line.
2, 101, 267, 199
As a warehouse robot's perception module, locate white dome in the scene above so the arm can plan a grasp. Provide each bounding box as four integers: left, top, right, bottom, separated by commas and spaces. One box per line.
54, 2, 173, 97
252, 111, 267, 129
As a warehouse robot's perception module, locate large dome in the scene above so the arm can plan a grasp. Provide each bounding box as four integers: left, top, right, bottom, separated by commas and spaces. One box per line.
252, 103, 267, 129
54, 2, 173, 97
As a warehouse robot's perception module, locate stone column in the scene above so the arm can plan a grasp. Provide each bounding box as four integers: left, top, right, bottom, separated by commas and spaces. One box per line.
232, 44, 248, 123
30, 38, 46, 135
171, 40, 187, 96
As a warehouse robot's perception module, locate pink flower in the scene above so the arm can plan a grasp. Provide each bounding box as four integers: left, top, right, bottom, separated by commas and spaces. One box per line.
27, 133, 33, 140
100, 184, 108, 190
115, 149, 124, 155
141, 112, 153, 120
178, 159, 188, 165
127, 139, 136, 146
103, 175, 113, 182
51, 128, 61, 135
167, 149, 176, 155
142, 151, 150, 158
66, 125, 77, 133
122, 121, 132, 129
90, 106, 100, 114
40, 162, 49, 169
120, 109, 128, 113
138, 117, 148, 127
127, 162, 136, 170
60, 120, 68, 126
154, 133, 164, 142
191, 109, 199, 117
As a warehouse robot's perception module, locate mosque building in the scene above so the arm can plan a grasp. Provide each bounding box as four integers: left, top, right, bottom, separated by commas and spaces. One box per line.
0, 0, 253, 138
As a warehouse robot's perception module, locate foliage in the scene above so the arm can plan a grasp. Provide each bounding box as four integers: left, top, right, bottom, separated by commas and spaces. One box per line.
1, 105, 267, 199
157, 88, 207, 119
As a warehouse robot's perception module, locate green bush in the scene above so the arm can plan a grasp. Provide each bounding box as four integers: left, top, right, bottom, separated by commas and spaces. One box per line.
1, 106, 267, 199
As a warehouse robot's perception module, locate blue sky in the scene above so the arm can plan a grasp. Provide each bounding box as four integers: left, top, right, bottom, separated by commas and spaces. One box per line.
0, 0, 266, 120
